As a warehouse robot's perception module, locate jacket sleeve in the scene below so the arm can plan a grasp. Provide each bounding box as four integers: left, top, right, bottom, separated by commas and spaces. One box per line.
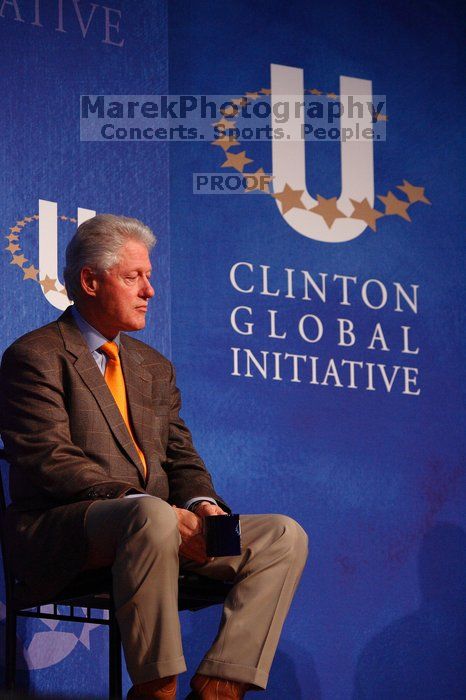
0, 343, 145, 504
163, 362, 230, 512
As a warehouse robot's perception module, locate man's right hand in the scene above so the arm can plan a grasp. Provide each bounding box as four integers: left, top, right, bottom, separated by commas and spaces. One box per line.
172, 506, 210, 564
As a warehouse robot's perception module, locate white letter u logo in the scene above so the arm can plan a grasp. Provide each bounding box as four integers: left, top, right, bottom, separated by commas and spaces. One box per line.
38, 199, 95, 309
271, 64, 374, 243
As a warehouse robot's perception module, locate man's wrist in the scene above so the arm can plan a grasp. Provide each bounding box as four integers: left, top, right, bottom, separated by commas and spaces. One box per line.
191, 500, 212, 513
185, 496, 218, 512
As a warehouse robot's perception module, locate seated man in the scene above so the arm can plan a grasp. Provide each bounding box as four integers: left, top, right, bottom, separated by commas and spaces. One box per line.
0, 214, 308, 699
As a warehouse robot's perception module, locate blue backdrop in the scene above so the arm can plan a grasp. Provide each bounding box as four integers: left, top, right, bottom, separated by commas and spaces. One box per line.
1, 0, 465, 698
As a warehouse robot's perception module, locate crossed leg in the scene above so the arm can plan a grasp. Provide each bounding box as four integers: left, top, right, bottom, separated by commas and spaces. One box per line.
83, 495, 308, 689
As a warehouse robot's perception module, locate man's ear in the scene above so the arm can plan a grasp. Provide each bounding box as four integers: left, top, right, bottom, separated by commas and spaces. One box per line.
80, 267, 99, 297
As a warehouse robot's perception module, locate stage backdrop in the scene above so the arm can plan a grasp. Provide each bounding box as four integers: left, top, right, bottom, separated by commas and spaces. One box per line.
1, 0, 465, 698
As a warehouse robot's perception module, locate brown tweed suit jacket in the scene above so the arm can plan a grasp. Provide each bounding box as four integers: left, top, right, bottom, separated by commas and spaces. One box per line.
0, 307, 227, 600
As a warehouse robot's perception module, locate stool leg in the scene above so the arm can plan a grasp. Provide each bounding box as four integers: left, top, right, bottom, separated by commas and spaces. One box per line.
109, 614, 122, 699
5, 609, 17, 689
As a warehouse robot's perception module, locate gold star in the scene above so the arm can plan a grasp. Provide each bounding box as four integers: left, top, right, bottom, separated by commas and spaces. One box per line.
33, 214, 39, 220
259, 88, 271, 95
10, 254, 28, 268
221, 150, 253, 173
327, 92, 338, 98
22, 264, 39, 281
24, 216, 33, 222
69, 218, 77, 223
272, 183, 306, 214
378, 191, 411, 221
232, 97, 248, 106
220, 104, 237, 117
309, 195, 347, 227
309, 88, 323, 95
349, 198, 384, 232
6, 233, 19, 242
396, 180, 431, 205
5, 242, 21, 254
211, 135, 240, 151
59, 215, 68, 221
39, 275, 57, 293
212, 118, 237, 131
16, 220, 25, 227
10, 226, 21, 233
245, 168, 273, 193
377, 113, 388, 121
245, 92, 259, 100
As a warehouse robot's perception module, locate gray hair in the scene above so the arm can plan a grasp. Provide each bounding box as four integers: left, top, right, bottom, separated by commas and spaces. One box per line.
64, 214, 156, 301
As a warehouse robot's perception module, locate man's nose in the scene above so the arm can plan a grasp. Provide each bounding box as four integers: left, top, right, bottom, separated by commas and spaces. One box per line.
141, 278, 155, 298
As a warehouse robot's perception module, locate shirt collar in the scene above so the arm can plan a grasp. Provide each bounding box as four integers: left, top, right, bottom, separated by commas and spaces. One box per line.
71, 305, 120, 353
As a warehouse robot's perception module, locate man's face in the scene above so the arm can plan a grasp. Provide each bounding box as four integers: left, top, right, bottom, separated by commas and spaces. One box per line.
89, 239, 155, 337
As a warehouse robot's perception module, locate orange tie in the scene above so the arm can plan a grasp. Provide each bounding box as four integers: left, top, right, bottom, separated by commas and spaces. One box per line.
100, 341, 147, 479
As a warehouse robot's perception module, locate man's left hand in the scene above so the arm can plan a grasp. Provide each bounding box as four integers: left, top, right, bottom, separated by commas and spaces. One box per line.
194, 501, 228, 518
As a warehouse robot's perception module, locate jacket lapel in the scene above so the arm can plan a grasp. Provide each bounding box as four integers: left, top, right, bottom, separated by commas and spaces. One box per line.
57, 308, 147, 481
119, 337, 154, 464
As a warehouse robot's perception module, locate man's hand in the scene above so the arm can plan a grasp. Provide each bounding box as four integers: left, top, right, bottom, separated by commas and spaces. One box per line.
193, 501, 228, 518
172, 506, 209, 564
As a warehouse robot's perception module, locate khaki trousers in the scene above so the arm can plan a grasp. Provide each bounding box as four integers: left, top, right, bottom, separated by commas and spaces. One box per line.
83, 495, 308, 689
